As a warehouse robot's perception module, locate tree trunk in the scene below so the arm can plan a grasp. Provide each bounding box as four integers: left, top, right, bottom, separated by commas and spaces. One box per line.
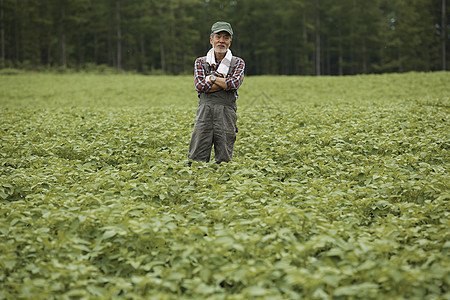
362, 36, 367, 73
326, 34, 331, 75
140, 33, 146, 71
116, 0, 121, 70
108, 9, 114, 67
294, 39, 299, 74
47, 30, 52, 66
160, 31, 165, 73
442, 0, 447, 70
14, 0, 19, 64
349, 0, 356, 74
0, 0, 4, 67
302, 10, 309, 75
94, 33, 98, 64
58, 3, 66, 67
315, 0, 320, 76
338, 20, 343, 76
60, 35, 66, 67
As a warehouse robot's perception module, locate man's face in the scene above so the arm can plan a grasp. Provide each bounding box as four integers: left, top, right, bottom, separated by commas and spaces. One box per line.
210, 32, 232, 54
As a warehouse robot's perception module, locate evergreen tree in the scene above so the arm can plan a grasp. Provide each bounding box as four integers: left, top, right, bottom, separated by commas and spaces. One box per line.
0, 0, 445, 74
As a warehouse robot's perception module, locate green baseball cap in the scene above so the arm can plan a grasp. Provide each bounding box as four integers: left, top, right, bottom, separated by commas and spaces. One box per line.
211, 21, 233, 37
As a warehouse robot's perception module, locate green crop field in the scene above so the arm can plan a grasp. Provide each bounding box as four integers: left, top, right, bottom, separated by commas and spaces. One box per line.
1, 71, 449, 299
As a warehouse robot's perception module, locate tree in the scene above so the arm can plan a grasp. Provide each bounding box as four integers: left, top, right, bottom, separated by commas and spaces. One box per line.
442, 0, 447, 70
116, 0, 121, 70
0, 0, 4, 67
314, 0, 321, 75
0, 0, 445, 74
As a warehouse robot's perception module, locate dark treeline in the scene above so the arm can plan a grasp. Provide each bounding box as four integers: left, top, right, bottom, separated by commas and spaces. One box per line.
0, 0, 448, 75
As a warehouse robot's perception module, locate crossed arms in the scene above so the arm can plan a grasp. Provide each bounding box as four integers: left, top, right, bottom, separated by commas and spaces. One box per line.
194, 57, 245, 95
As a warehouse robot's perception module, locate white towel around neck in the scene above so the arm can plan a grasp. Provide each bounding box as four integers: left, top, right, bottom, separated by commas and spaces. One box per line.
206, 48, 233, 77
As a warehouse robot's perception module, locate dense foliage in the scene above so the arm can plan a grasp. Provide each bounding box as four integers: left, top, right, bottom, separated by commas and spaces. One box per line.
1, 72, 449, 299
0, 0, 448, 75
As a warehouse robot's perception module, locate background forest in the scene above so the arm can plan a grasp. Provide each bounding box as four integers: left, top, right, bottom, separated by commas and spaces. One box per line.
0, 0, 448, 75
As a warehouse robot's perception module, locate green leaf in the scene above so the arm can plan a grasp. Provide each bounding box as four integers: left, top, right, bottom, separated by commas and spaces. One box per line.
333, 283, 379, 297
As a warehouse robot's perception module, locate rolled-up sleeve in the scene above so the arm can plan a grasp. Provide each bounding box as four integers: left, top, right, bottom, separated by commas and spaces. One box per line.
225, 58, 245, 91
194, 58, 213, 94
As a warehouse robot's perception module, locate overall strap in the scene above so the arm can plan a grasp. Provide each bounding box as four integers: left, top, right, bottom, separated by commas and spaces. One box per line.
201, 56, 210, 74
228, 56, 237, 77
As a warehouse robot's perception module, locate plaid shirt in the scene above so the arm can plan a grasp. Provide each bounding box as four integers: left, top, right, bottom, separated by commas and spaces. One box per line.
194, 56, 245, 100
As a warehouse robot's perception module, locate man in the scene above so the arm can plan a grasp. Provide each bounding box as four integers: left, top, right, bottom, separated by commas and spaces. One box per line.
188, 21, 245, 164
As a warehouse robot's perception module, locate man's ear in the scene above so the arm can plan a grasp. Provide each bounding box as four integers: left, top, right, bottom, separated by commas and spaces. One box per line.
210, 37, 213, 47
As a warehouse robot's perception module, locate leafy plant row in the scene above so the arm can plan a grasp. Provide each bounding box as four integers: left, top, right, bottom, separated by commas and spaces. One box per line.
0, 72, 449, 299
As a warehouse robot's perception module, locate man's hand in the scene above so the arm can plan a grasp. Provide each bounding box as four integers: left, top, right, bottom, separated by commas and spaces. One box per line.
206, 75, 227, 93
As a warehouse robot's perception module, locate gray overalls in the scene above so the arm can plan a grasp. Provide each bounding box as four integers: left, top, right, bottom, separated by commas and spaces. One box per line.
188, 57, 238, 163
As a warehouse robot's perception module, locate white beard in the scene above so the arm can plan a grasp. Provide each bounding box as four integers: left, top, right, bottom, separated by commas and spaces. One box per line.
214, 46, 228, 54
